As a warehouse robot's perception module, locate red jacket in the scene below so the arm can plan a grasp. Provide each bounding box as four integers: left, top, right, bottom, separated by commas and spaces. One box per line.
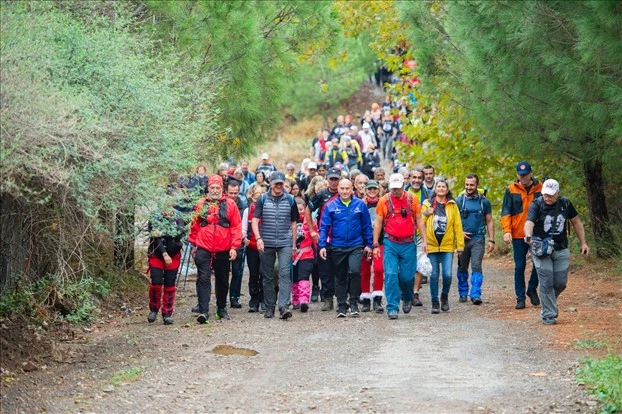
189, 196, 242, 252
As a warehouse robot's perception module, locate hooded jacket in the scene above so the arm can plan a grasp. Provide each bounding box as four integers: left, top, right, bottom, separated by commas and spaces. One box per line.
189, 196, 242, 252
501, 179, 543, 239
422, 198, 464, 253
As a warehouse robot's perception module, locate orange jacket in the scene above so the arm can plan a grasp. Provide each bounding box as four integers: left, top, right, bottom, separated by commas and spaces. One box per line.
500, 179, 542, 239
188, 196, 242, 252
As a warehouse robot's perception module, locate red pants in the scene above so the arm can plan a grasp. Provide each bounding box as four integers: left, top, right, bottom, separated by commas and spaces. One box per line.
360, 245, 384, 299
148, 253, 180, 316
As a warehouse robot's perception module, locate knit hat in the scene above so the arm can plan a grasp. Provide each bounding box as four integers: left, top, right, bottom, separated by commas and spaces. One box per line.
208, 175, 224, 188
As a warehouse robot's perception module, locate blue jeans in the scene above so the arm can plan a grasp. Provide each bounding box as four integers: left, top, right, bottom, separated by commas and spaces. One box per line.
383, 239, 417, 313
512, 239, 539, 301
428, 252, 454, 302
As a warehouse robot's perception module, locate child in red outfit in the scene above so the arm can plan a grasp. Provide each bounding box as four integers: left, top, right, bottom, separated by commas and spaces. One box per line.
292, 197, 316, 312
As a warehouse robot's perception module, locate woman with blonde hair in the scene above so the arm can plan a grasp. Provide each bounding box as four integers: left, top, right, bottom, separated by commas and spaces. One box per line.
422, 179, 464, 314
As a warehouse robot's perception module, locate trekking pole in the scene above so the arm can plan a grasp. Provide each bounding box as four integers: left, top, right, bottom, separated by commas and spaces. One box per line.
176, 241, 189, 287
182, 243, 194, 289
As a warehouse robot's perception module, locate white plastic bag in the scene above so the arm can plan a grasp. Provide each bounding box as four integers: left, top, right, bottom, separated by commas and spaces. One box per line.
417, 251, 432, 277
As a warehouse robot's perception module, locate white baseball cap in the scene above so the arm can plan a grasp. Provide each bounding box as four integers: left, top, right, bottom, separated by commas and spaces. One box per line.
307, 162, 318, 170
362, 122, 371, 129
261, 153, 269, 160
542, 179, 559, 195
389, 173, 404, 189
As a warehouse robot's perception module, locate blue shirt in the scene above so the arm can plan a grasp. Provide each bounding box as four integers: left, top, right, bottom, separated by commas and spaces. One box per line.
455, 194, 491, 240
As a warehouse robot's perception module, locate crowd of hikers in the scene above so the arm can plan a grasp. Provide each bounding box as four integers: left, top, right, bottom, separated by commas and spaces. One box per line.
146, 97, 590, 326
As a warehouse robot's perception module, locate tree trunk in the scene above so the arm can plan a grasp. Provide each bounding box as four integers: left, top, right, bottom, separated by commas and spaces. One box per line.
583, 158, 617, 257
113, 206, 135, 271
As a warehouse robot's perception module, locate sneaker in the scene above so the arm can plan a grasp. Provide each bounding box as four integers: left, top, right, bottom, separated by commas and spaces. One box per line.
215, 308, 231, 320
421, 276, 428, 285
388, 311, 398, 320
196, 313, 208, 324
361, 299, 371, 312
162, 315, 174, 325
248, 304, 259, 313
542, 317, 557, 325
300, 303, 309, 313
191, 304, 200, 314
279, 306, 292, 320
527, 289, 541, 306
337, 306, 347, 318
459, 295, 468, 303
431, 301, 440, 314
471, 297, 482, 305
310, 286, 320, 302
264, 306, 275, 318
230, 299, 242, 309
322, 297, 334, 311
515, 299, 526, 310
350, 303, 360, 317
403, 300, 412, 314
147, 311, 157, 323
441, 294, 449, 312
412, 293, 423, 307
373, 297, 384, 313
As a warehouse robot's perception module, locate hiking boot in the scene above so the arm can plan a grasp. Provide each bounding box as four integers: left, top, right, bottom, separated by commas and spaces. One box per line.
542, 317, 557, 325
373, 296, 384, 313
264, 306, 275, 318
196, 313, 208, 324
292, 304, 301, 310
441, 293, 449, 312
162, 315, 174, 325
388, 311, 398, 320
191, 304, 200, 314
471, 297, 482, 305
230, 298, 242, 309
361, 299, 371, 312
431, 300, 440, 314
321, 297, 334, 311
526, 289, 541, 306
279, 306, 292, 320
350, 302, 360, 317
337, 306, 347, 318
412, 293, 423, 307
216, 308, 231, 320
248, 304, 259, 313
421, 276, 428, 285
459, 295, 467, 303
300, 303, 309, 313
311, 285, 320, 302
147, 311, 158, 323
515, 299, 526, 310
403, 299, 412, 314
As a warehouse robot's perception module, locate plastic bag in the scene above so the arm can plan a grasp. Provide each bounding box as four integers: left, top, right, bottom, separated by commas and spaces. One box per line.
417, 251, 432, 277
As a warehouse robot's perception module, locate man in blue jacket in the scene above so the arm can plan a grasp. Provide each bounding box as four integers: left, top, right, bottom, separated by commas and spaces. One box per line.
319, 179, 373, 318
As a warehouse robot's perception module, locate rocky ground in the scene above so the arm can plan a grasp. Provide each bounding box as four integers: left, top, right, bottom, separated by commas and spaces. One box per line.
3, 257, 619, 414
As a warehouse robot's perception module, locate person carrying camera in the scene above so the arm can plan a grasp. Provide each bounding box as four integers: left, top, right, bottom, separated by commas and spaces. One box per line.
523, 179, 589, 325
373, 174, 428, 320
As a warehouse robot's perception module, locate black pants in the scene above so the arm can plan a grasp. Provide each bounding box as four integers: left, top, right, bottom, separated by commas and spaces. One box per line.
319, 253, 334, 299
246, 249, 263, 307
329, 246, 363, 308
194, 248, 230, 313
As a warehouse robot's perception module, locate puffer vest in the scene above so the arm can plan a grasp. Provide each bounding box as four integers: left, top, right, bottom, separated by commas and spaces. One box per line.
259, 193, 294, 248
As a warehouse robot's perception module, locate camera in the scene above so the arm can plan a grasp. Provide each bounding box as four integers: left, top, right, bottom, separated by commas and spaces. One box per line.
401, 208, 407, 218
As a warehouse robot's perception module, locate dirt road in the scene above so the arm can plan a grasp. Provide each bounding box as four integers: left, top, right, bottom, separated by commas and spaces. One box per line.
2, 260, 603, 414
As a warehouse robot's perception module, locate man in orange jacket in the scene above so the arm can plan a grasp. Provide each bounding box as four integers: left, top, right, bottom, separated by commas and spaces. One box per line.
189, 175, 242, 323
501, 161, 543, 310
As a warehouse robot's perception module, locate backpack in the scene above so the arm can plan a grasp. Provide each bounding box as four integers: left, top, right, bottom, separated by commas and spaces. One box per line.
384, 192, 415, 224
456, 194, 486, 220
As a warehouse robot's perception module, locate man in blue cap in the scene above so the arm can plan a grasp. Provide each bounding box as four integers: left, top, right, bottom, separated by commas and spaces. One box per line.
501, 161, 543, 310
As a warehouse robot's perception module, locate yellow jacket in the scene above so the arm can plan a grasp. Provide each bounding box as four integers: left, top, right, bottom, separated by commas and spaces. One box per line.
422, 198, 465, 253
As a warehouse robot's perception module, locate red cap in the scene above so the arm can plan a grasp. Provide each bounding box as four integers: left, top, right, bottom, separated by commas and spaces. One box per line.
208, 175, 223, 188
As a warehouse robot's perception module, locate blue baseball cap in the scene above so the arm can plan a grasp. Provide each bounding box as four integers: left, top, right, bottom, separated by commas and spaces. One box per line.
516, 161, 532, 175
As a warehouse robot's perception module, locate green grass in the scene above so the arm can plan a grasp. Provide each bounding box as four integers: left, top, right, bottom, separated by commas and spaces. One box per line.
573, 339, 608, 350
110, 366, 143, 387
577, 355, 622, 414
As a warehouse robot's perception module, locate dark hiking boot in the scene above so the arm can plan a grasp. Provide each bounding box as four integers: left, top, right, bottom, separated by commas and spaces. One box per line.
431, 300, 440, 314
196, 313, 208, 324
162, 314, 174, 325
300, 303, 309, 313
441, 293, 449, 312
388, 311, 398, 320
191, 304, 200, 314
515, 299, 526, 310
412, 293, 423, 307
403, 299, 412, 314
471, 297, 482, 305
230, 298, 242, 309
279, 306, 292, 320
526, 289, 541, 306
361, 299, 371, 312
321, 297, 334, 311
264, 306, 275, 318
292, 304, 301, 310
373, 296, 384, 313
216, 308, 231, 320
311, 285, 320, 302
350, 302, 360, 317
459, 295, 468, 303
147, 311, 157, 323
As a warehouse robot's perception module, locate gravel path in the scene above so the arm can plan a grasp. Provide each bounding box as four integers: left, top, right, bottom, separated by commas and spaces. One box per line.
1, 262, 597, 413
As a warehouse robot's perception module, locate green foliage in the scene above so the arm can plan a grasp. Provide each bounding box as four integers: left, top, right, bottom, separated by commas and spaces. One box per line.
577, 355, 622, 413
109, 366, 143, 387
573, 340, 608, 350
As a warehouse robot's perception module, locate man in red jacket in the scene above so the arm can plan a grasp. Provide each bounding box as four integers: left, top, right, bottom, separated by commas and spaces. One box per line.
189, 175, 242, 323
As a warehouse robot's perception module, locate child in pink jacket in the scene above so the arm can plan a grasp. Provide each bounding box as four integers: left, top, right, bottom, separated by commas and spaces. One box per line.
292, 197, 316, 312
